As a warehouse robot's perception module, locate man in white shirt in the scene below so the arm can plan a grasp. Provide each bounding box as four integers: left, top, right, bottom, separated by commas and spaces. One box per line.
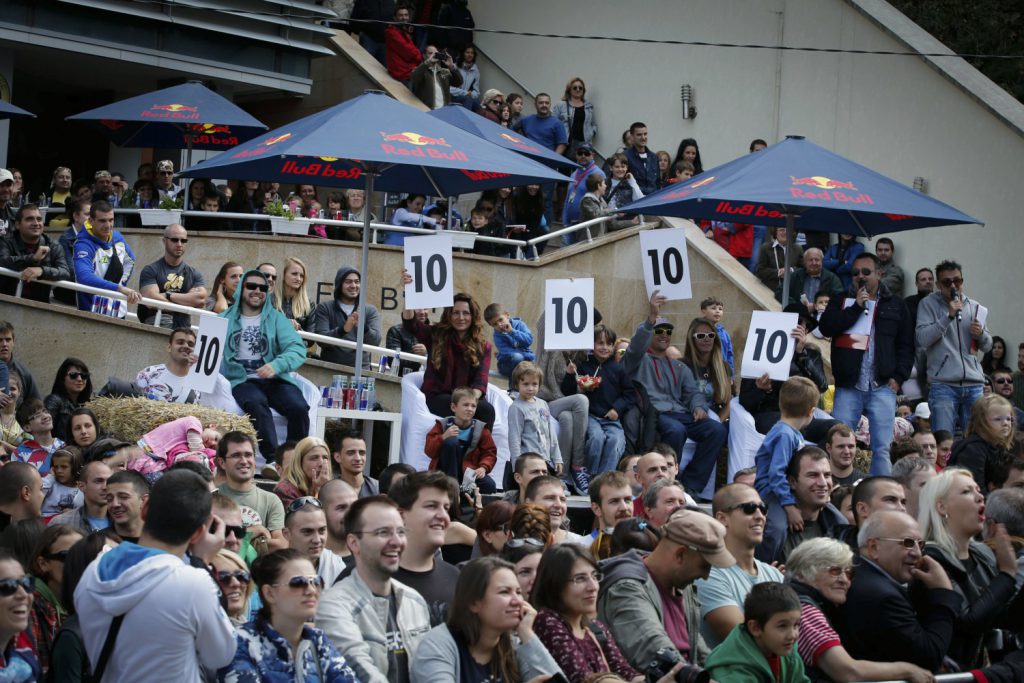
135, 327, 236, 409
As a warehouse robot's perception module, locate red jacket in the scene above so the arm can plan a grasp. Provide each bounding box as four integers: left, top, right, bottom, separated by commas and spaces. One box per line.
425, 419, 497, 472
385, 26, 421, 81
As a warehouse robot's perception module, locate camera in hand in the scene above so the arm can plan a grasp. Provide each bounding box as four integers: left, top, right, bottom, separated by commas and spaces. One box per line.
645, 647, 710, 683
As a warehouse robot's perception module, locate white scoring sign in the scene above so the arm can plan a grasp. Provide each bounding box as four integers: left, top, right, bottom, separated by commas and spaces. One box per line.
544, 278, 594, 350
188, 314, 229, 393
639, 228, 692, 301
404, 233, 454, 309
741, 311, 800, 381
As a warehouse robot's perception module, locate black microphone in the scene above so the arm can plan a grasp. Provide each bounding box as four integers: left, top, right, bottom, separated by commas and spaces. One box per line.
951, 286, 962, 322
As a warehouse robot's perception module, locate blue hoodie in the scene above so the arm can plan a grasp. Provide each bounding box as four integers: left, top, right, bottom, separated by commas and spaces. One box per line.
72, 225, 136, 311
219, 269, 307, 389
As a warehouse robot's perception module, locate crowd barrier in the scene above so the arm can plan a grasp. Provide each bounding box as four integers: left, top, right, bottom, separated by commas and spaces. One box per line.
41, 206, 619, 261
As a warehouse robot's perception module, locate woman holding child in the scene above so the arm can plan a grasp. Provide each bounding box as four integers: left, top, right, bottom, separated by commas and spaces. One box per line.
401, 273, 496, 428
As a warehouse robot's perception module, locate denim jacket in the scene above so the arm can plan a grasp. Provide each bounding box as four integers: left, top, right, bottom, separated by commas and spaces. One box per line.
553, 99, 597, 145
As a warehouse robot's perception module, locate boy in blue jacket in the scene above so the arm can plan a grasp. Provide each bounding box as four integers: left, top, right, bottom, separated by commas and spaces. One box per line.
484, 303, 535, 379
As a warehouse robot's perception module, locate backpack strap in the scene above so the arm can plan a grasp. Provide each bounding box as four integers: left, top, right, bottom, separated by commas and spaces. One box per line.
90, 614, 126, 683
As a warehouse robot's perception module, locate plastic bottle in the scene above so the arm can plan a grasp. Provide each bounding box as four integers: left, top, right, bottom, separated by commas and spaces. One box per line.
358, 379, 369, 410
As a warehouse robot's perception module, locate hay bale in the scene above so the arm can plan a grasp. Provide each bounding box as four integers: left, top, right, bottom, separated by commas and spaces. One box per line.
88, 396, 256, 443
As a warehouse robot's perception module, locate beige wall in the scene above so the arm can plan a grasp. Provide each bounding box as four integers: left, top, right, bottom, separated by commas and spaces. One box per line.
473, 0, 1024, 344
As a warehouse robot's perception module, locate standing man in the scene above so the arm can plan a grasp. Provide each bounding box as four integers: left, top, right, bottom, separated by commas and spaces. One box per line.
824, 424, 866, 487
318, 479, 359, 585
519, 93, 568, 224
916, 259, 991, 435
138, 224, 207, 329
411, 45, 462, 109
333, 430, 379, 498
819, 252, 914, 476
0, 203, 71, 302
904, 268, 934, 324
215, 431, 288, 550
154, 160, 181, 200
384, 3, 420, 86
561, 144, 604, 231
220, 269, 308, 463
73, 200, 140, 313
312, 267, 381, 370
624, 122, 661, 195
875, 238, 905, 296
50, 460, 111, 533
0, 321, 41, 401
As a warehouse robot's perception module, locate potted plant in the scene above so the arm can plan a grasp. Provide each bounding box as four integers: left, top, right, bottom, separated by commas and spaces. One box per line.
138, 194, 183, 227
264, 198, 310, 236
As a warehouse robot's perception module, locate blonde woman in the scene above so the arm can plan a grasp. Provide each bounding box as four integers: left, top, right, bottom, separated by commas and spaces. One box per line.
212, 549, 254, 625
917, 467, 1019, 669
275, 257, 313, 332
273, 436, 333, 507
681, 317, 733, 421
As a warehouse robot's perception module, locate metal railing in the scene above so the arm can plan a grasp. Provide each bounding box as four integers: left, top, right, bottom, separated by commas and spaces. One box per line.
42, 206, 625, 261
0, 265, 427, 372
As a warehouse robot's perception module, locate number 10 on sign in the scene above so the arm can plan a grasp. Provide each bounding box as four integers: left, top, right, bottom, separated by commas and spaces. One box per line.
188, 314, 229, 394
638, 228, 692, 300
404, 233, 454, 309
740, 311, 800, 381
544, 278, 594, 350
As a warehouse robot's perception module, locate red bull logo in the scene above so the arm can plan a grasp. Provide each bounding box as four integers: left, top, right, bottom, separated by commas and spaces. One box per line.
714, 201, 785, 219
263, 133, 293, 146
280, 160, 361, 180
380, 131, 451, 147
380, 130, 468, 161
189, 123, 232, 134
461, 170, 510, 182
499, 132, 522, 144
789, 175, 873, 205
143, 103, 200, 120
183, 123, 237, 146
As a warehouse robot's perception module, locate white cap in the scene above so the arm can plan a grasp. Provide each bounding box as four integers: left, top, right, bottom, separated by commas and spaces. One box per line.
0, 169, 13, 184
914, 402, 931, 419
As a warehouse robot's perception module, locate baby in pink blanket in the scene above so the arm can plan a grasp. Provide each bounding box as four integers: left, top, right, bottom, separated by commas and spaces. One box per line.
130, 416, 225, 477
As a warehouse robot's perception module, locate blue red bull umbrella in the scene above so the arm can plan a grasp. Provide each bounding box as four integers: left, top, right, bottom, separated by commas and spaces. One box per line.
0, 101, 35, 120
620, 135, 982, 304
427, 104, 578, 171
65, 81, 267, 150
181, 90, 566, 378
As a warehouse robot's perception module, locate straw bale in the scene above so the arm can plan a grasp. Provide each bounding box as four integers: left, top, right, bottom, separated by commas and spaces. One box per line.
88, 396, 256, 442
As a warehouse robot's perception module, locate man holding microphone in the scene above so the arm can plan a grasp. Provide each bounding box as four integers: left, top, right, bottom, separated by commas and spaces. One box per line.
915, 259, 992, 434
819, 251, 914, 476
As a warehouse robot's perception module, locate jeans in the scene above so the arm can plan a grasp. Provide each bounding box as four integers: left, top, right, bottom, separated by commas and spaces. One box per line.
549, 394, 589, 469
232, 378, 310, 462
498, 352, 529, 379
586, 416, 625, 475
832, 385, 897, 476
657, 411, 728, 496
928, 382, 983, 436
748, 225, 767, 273
542, 182, 556, 228
435, 437, 497, 494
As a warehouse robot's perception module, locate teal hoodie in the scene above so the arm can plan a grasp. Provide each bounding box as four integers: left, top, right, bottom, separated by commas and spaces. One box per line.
705, 624, 809, 683
219, 269, 307, 388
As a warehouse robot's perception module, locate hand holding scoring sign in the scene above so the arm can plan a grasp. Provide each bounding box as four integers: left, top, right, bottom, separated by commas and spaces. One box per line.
647, 289, 668, 324
791, 323, 807, 354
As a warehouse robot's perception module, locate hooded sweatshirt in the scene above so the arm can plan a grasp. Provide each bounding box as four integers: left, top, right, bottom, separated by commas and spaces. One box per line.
219, 269, 307, 389
915, 290, 992, 385
72, 224, 136, 311
312, 266, 381, 368
74, 542, 235, 682
623, 320, 705, 415
704, 623, 809, 683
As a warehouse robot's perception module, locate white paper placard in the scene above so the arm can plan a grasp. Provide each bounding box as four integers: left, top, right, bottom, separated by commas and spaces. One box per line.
188, 314, 229, 394
544, 278, 594, 350
639, 228, 692, 300
449, 231, 478, 250
741, 311, 800, 381
842, 298, 876, 336
404, 233, 454, 309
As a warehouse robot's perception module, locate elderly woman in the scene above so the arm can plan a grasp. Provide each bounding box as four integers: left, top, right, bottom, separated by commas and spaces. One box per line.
786, 537, 932, 682
916, 467, 1019, 669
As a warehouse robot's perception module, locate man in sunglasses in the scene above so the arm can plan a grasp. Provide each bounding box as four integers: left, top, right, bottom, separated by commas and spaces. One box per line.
138, 224, 207, 329
561, 143, 604, 243
317, 495, 431, 683
154, 159, 181, 200
915, 259, 992, 435
220, 269, 309, 464
696, 483, 784, 648
76, 469, 235, 682
991, 368, 1024, 426
820, 252, 914, 476
839, 510, 958, 672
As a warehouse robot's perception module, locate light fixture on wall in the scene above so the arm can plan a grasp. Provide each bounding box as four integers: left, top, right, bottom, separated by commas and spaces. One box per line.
912, 177, 928, 194
680, 84, 697, 119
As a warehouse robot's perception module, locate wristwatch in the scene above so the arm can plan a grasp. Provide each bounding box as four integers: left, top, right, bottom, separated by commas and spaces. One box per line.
164, 292, 173, 302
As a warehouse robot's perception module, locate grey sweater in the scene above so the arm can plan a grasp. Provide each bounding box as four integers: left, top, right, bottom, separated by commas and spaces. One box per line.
915, 291, 991, 385
623, 320, 706, 414
410, 623, 561, 683
507, 396, 563, 467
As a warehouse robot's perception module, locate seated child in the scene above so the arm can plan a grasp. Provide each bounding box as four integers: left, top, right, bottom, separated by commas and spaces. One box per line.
559, 324, 632, 477
13, 398, 65, 475
701, 297, 734, 375
705, 582, 809, 683
424, 387, 498, 493
580, 174, 638, 236
507, 361, 563, 475
484, 302, 535, 379
130, 416, 224, 479
41, 447, 84, 517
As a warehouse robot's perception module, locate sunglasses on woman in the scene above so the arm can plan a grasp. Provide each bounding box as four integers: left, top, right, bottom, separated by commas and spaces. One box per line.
692, 332, 716, 341
0, 576, 33, 597
275, 575, 325, 590
217, 570, 251, 584
68, 372, 90, 380
505, 538, 545, 549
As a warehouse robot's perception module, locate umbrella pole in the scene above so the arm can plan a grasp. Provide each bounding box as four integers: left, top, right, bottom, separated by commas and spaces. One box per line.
354, 172, 376, 388
447, 195, 455, 230
780, 212, 795, 308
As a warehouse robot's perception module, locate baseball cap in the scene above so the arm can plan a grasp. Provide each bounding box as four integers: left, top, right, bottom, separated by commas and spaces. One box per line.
575, 143, 595, 154
0, 169, 13, 184
156, 160, 175, 172
660, 509, 734, 568
94, 170, 112, 179
653, 317, 674, 330
913, 402, 931, 420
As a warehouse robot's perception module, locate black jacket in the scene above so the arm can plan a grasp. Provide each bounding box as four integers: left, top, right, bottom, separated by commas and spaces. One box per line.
739, 346, 828, 417
0, 232, 71, 302
350, 0, 395, 42
838, 558, 961, 671
385, 323, 423, 375
311, 266, 381, 368
948, 434, 1008, 493
910, 541, 1018, 669
818, 285, 914, 388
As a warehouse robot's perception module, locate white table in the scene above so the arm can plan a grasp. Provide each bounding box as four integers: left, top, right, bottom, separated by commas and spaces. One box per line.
315, 408, 402, 473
